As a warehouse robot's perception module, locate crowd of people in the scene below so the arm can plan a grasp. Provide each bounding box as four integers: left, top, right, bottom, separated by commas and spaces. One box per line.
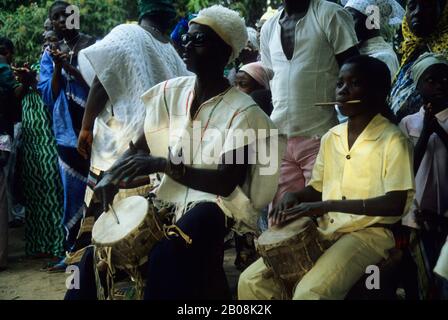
0, 0, 447, 300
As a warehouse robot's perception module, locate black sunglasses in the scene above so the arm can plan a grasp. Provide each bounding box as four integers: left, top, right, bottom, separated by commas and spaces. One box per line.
181, 32, 220, 47
181, 33, 207, 47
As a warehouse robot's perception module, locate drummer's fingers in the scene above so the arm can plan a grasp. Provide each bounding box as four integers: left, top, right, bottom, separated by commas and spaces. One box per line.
124, 167, 140, 184
280, 210, 289, 223
283, 206, 296, 214
110, 160, 137, 181
113, 165, 136, 184
275, 208, 284, 224
117, 162, 143, 184
270, 207, 280, 223
108, 160, 129, 177
268, 206, 276, 218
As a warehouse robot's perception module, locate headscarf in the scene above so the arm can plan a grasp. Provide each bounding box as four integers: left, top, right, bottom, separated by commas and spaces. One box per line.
411, 52, 448, 84
342, 0, 405, 26
190, 5, 248, 63
400, 2, 448, 66
246, 27, 259, 51
137, 0, 176, 22
390, 2, 448, 116
240, 62, 274, 90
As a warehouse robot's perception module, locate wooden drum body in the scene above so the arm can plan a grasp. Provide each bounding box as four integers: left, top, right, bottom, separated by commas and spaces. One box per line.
256, 217, 329, 298
92, 196, 165, 270
92, 195, 171, 299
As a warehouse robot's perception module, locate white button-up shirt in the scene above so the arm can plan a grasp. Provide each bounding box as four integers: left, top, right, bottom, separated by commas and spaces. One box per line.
260, 0, 358, 138
400, 107, 448, 228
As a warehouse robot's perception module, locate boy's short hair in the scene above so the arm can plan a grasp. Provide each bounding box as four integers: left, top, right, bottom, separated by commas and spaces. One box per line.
48, 1, 71, 18
343, 54, 391, 97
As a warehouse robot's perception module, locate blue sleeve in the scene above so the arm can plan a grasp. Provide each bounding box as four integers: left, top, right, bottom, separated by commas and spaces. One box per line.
37, 50, 58, 108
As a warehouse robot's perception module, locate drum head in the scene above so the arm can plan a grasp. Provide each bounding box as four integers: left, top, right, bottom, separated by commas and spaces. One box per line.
257, 217, 313, 245
92, 196, 149, 245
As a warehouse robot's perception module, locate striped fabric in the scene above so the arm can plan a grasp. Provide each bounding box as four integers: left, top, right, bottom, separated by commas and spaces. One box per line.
21, 89, 65, 257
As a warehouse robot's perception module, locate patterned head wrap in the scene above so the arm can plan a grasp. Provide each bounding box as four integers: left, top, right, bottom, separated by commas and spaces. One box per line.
400, 2, 448, 66
411, 52, 448, 85
342, 0, 405, 25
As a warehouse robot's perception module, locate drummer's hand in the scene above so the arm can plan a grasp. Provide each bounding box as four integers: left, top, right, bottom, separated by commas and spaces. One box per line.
269, 192, 300, 227
109, 153, 164, 185
282, 202, 329, 220
94, 174, 119, 213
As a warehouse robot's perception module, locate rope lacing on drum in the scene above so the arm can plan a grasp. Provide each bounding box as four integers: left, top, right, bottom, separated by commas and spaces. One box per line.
162, 224, 193, 245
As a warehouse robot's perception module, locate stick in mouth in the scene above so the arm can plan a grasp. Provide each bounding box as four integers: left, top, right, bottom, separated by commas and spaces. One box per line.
314, 100, 361, 107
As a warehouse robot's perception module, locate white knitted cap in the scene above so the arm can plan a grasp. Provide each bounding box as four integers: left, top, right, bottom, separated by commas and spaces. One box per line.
190, 5, 248, 63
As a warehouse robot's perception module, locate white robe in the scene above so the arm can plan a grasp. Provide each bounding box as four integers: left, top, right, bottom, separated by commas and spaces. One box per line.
78, 24, 190, 171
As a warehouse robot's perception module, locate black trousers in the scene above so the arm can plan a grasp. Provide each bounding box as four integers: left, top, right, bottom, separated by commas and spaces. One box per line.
65, 202, 230, 300
144, 202, 230, 300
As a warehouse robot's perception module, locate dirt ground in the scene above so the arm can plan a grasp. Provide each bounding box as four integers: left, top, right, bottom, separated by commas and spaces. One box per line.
0, 225, 241, 300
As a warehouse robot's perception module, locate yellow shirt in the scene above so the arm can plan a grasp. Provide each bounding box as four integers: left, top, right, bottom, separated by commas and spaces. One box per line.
308, 114, 415, 234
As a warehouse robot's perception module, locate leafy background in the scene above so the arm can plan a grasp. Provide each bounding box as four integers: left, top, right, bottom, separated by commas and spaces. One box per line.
1, 0, 399, 65
0, 0, 271, 65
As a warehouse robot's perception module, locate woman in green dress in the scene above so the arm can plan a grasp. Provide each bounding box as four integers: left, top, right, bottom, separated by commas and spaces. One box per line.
19, 62, 65, 259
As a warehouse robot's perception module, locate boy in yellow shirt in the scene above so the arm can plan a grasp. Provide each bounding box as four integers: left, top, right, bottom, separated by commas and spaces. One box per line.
238, 55, 415, 300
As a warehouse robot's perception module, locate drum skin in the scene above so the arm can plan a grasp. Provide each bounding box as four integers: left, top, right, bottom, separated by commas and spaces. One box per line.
93, 196, 166, 269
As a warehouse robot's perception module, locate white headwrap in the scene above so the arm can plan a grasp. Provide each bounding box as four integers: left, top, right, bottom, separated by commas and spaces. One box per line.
190, 5, 248, 63
342, 0, 405, 26
240, 62, 274, 90
411, 52, 448, 85
246, 27, 259, 51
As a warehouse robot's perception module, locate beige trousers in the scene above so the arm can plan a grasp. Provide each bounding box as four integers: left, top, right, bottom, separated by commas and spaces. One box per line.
238, 227, 395, 300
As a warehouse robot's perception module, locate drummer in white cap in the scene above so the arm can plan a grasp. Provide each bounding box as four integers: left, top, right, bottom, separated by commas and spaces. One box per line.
67, 5, 282, 300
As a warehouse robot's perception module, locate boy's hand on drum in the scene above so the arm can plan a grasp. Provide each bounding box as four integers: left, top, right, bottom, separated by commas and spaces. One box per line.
269, 192, 300, 226
283, 202, 328, 219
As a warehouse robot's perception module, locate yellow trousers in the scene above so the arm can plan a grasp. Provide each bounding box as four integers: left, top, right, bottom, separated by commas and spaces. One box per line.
238, 227, 395, 300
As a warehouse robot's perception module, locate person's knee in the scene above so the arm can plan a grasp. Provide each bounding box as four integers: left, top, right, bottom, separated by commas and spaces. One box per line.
238, 268, 254, 299
238, 258, 273, 300
292, 283, 325, 300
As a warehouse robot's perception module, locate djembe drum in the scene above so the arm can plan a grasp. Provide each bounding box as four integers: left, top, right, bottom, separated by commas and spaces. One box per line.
256, 217, 330, 299
92, 195, 191, 300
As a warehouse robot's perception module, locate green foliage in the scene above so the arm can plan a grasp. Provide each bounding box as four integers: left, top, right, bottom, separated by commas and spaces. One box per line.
0, 0, 45, 12
0, 3, 49, 65
0, 0, 136, 65
71, 0, 128, 38
1, 0, 272, 65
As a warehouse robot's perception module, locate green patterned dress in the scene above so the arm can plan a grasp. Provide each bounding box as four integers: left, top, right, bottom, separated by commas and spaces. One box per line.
21, 72, 65, 257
